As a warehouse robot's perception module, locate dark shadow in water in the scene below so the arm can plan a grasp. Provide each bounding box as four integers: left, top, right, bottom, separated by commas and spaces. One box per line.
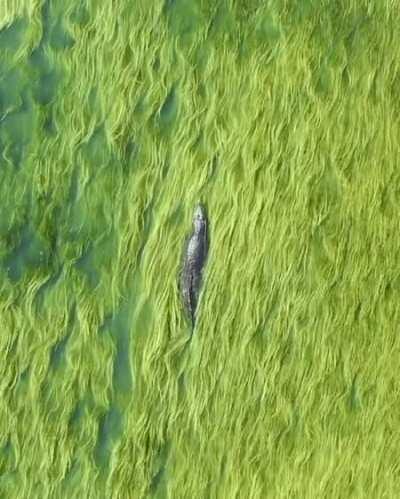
34, 65, 60, 106
2, 222, 46, 282
0, 90, 36, 169
42, 106, 58, 136
99, 301, 133, 395
94, 405, 123, 470
151, 86, 179, 138
112, 305, 133, 394
75, 243, 100, 288
69, 4, 90, 27
19, 367, 30, 384
163, 0, 204, 43
348, 373, 361, 411
0, 437, 15, 473
49, 302, 76, 371
0, 18, 28, 53
206, 2, 236, 41
29, 0, 73, 109
33, 202, 63, 310
149, 441, 170, 497
120, 140, 139, 175
35, 264, 63, 310
62, 458, 80, 490
159, 86, 178, 127
61, 401, 86, 489
30, 46, 62, 106
68, 399, 85, 431
72, 224, 116, 290
99, 313, 113, 334
50, 331, 70, 370
15, 367, 30, 398
1, 438, 12, 457
40, 0, 51, 43
136, 200, 155, 266
4, 141, 24, 169
177, 370, 187, 400
49, 18, 75, 51
0, 65, 23, 114
162, 0, 176, 15
39, 0, 74, 50
94, 300, 135, 475
81, 124, 111, 167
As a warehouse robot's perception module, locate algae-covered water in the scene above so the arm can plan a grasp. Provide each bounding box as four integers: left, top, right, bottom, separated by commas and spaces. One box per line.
0, 1, 399, 498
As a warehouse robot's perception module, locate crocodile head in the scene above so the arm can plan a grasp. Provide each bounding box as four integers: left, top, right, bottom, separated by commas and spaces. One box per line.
193, 204, 207, 233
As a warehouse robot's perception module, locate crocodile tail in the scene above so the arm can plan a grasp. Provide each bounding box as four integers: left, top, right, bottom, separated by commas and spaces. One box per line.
188, 276, 196, 331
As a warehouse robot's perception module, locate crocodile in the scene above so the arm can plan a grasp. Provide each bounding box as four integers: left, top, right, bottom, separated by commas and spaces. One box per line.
180, 204, 208, 330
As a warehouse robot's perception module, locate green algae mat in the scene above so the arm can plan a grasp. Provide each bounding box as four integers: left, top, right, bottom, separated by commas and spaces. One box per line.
0, 1, 399, 498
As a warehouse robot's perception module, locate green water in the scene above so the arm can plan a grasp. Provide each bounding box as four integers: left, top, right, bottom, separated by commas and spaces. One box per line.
0, 1, 399, 498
